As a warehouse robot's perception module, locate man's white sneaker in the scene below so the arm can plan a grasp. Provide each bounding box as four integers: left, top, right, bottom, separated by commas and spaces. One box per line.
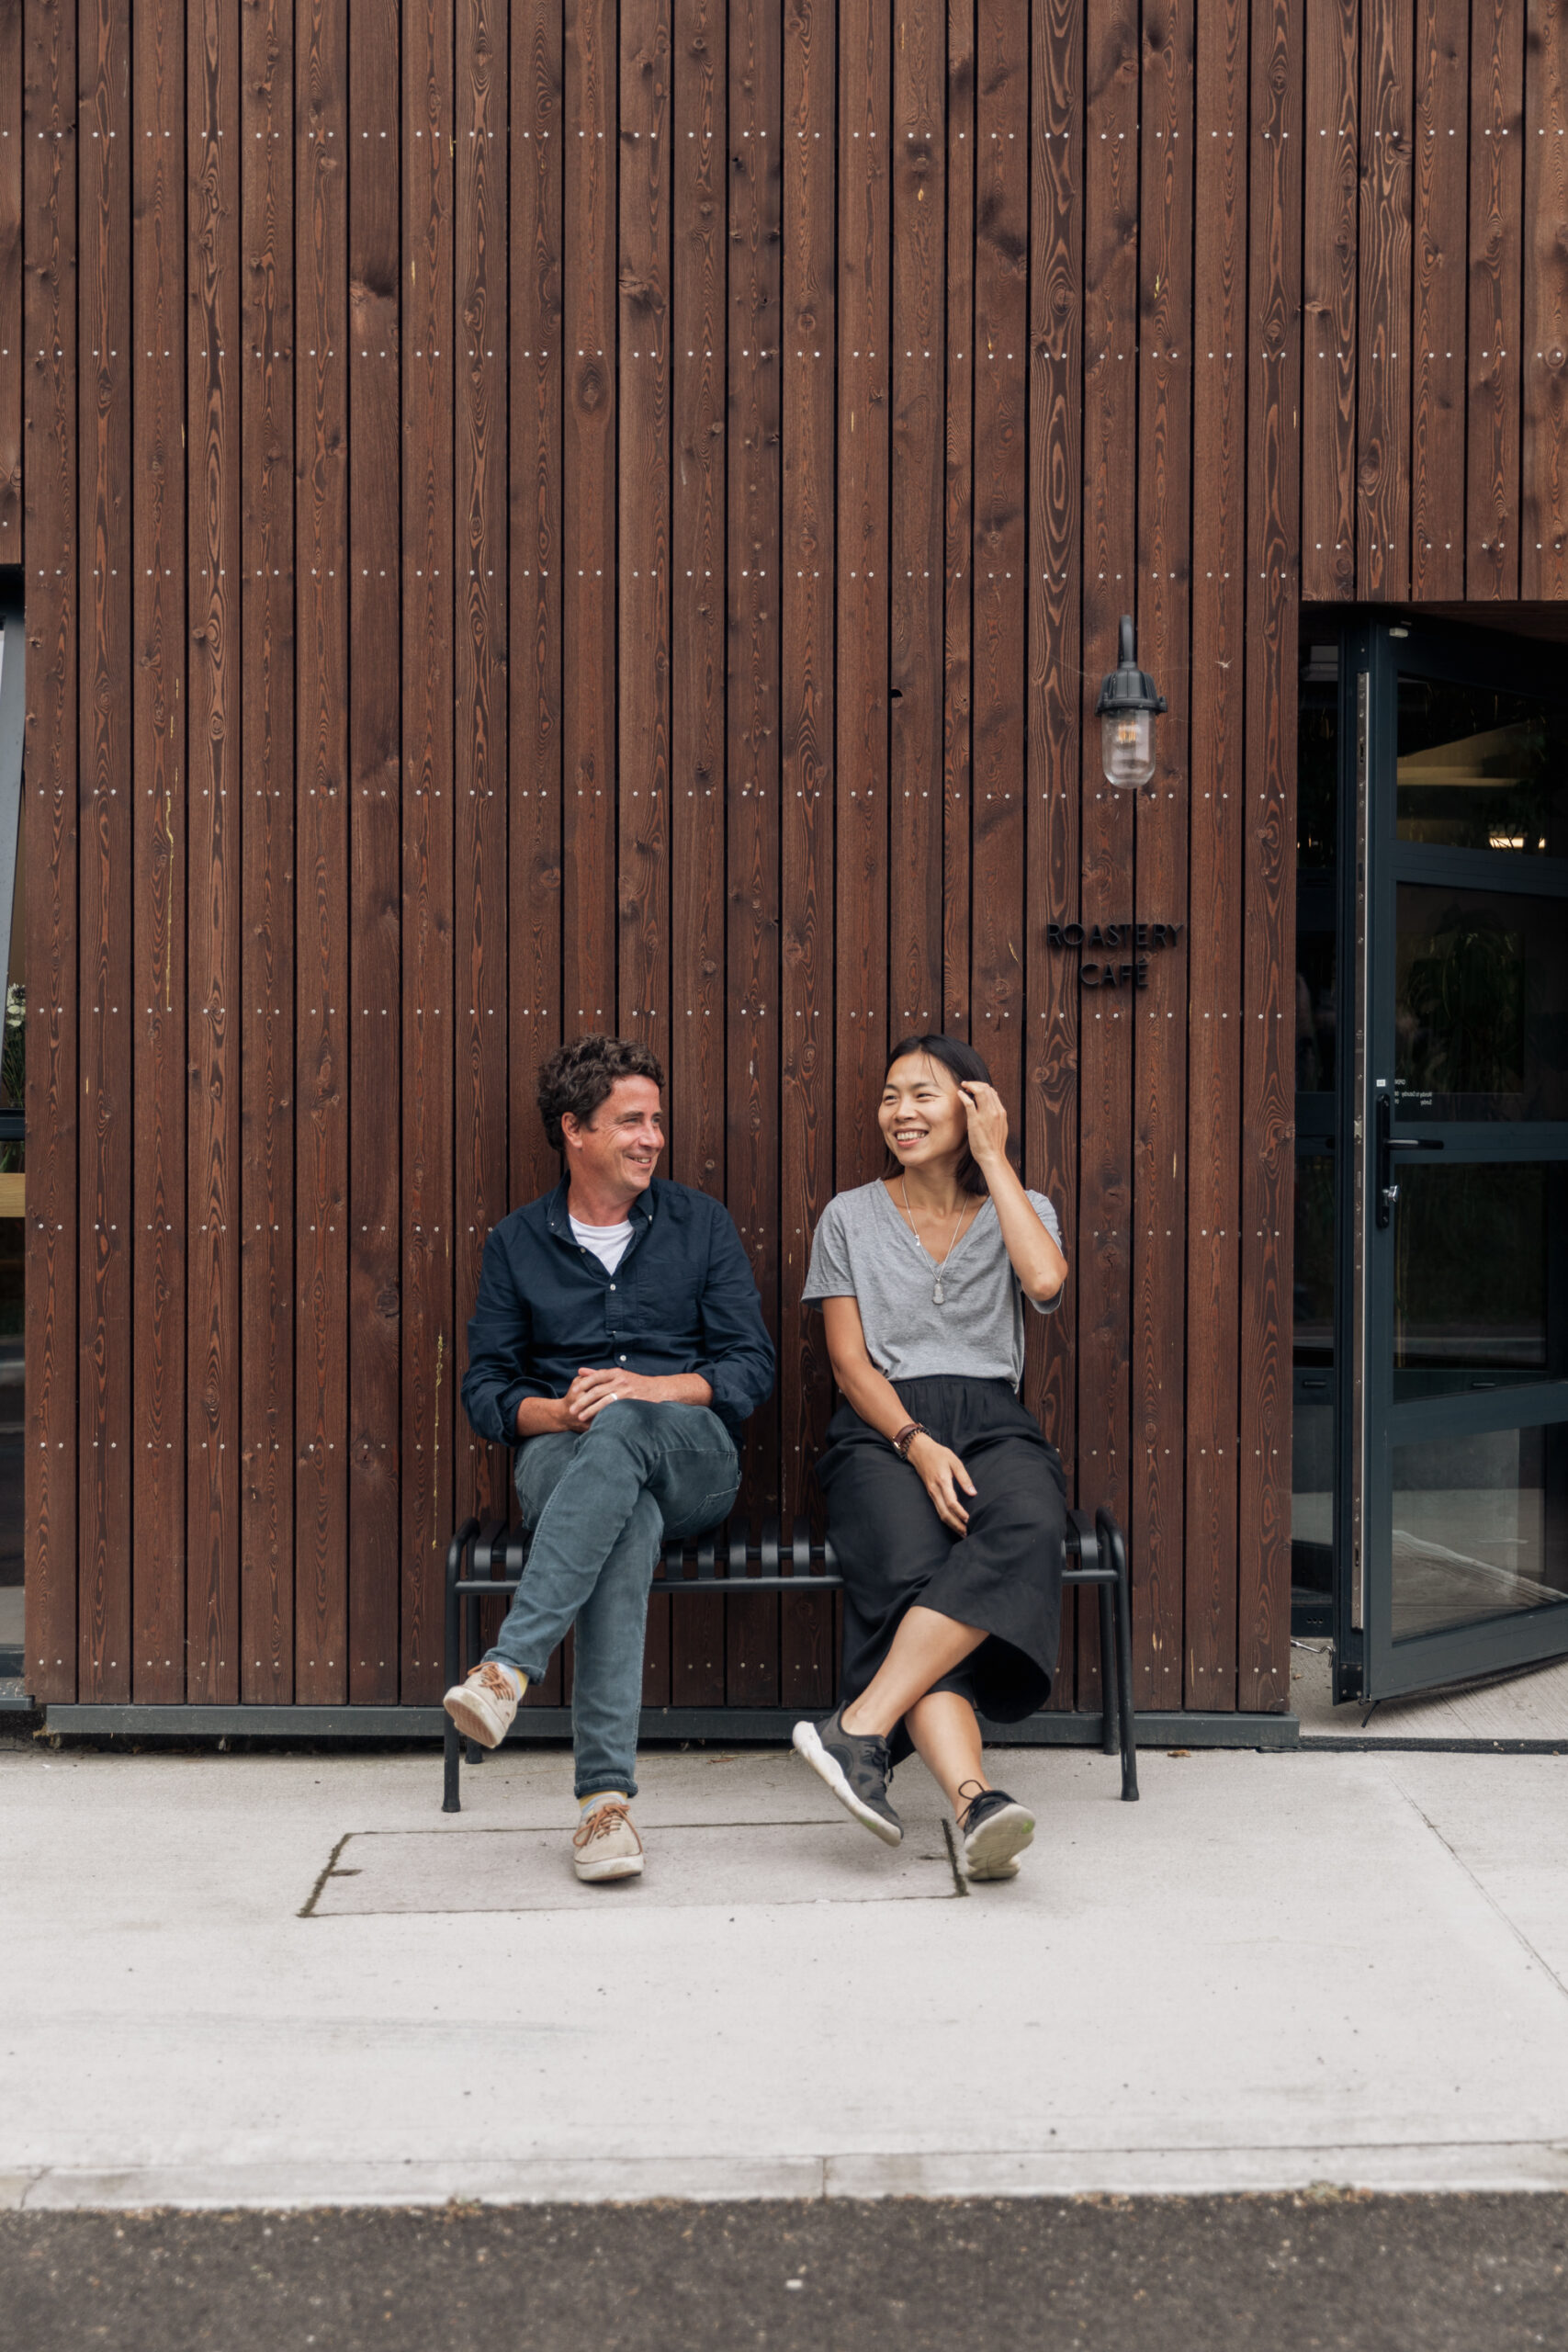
573, 1798, 645, 1883
442, 1661, 520, 1750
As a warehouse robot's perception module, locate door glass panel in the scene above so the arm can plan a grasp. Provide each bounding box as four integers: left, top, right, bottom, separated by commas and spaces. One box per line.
1392, 1421, 1568, 1641
1296, 649, 1338, 1091
1394, 883, 1568, 1119
1396, 677, 1568, 855
1392, 1160, 1562, 1396
0, 1217, 18, 1593
1292, 1152, 1335, 1614
1293, 641, 1339, 1632
0, 821, 20, 1655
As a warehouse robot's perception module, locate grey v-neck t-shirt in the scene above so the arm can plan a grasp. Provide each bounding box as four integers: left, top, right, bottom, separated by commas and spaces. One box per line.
801, 1180, 1063, 1388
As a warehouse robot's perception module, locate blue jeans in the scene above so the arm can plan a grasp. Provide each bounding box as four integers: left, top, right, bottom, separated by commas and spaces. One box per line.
484, 1400, 741, 1800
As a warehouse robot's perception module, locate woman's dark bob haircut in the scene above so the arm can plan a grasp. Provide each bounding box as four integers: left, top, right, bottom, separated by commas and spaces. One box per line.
882, 1032, 1012, 1197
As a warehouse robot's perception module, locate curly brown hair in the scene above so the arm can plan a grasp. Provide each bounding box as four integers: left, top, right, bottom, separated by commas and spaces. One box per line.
536, 1033, 666, 1154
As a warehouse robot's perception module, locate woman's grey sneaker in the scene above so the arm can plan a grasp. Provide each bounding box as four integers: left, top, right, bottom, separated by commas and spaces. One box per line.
442, 1661, 519, 1750
793, 1706, 903, 1847
572, 1798, 645, 1883
957, 1782, 1034, 1880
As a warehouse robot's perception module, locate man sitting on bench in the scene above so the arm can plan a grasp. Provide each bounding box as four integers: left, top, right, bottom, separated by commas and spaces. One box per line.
449, 1035, 775, 1883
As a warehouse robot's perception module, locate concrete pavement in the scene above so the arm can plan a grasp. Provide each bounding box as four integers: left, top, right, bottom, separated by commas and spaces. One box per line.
3, 1735, 1567, 2207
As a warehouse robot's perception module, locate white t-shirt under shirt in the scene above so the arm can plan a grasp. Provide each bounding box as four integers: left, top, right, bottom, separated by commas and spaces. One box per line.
570, 1214, 633, 1274
801, 1179, 1063, 1389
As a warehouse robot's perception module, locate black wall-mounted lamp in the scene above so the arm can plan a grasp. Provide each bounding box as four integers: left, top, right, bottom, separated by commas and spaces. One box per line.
1094, 614, 1168, 791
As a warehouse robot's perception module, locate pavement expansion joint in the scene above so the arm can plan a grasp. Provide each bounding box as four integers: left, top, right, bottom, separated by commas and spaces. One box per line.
303, 1816, 960, 1915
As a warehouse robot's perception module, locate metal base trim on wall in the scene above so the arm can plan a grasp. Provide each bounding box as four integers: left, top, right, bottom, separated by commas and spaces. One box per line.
37, 1702, 1300, 1749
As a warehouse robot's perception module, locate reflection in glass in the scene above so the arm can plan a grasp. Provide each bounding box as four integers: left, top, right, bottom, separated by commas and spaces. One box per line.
1296, 661, 1337, 1091
1, 759, 19, 1148
1396, 677, 1568, 855
1293, 1149, 1335, 1365
1392, 1421, 1568, 1641
0, 1220, 17, 1586
1292, 1388, 1333, 1577
1292, 1150, 1335, 1610
0, 796, 19, 1625
1296, 886, 1337, 1092
1395, 885, 1568, 1120
1393, 1161, 1559, 1391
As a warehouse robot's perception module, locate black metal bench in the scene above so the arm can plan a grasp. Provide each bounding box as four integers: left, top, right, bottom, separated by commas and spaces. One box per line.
442, 1504, 1138, 1811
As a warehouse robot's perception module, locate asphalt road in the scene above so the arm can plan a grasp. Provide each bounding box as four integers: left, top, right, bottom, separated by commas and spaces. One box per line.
4, 2193, 1566, 2351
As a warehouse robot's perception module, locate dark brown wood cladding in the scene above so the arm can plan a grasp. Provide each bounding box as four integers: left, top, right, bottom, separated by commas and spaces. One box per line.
17, 0, 1567, 1715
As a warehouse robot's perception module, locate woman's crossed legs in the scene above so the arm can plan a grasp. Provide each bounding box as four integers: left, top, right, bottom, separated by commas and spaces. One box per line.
840, 1608, 990, 1814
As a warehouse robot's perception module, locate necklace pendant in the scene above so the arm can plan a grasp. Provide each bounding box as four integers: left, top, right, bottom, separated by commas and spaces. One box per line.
933, 1277, 944, 1306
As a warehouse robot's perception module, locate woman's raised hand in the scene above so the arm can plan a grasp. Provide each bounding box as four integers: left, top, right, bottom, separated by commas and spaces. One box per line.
957, 1079, 1009, 1169
908, 1433, 977, 1532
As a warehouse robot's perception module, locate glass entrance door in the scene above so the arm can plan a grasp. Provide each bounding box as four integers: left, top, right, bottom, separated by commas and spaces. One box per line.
1344, 621, 1568, 1702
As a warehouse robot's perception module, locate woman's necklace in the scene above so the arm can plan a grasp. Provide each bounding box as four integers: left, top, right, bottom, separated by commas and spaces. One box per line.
900, 1177, 976, 1306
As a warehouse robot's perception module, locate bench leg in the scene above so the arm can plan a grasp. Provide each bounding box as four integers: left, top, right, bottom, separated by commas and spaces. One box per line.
443, 1715, 461, 1814
1097, 1581, 1117, 1756
442, 1519, 477, 1815
1101, 1511, 1140, 1803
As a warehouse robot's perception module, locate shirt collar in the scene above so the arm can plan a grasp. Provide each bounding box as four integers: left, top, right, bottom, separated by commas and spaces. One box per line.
545, 1176, 656, 1236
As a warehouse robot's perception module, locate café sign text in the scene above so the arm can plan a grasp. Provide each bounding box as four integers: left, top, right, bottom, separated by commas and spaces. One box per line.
1045, 920, 1185, 991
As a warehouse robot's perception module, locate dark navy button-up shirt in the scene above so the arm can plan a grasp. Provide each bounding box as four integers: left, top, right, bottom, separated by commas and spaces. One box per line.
460, 1177, 775, 1448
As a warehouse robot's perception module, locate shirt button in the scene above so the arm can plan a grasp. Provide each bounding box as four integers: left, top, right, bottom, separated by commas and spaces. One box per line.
609, 1283, 615, 1291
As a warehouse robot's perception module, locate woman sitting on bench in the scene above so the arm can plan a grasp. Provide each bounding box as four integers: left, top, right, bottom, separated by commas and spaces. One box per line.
793, 1034, 1069, 1882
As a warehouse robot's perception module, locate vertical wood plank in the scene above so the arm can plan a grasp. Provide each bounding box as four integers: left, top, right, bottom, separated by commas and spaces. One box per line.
670, 0, 728, 1707
21, 0, 79, 1700
1184, 0, 1245, 1711
131, 0, 187, 1706
1026, 0, 1081, 1706
726, 0, 781, 1702
1300, 0, 1357, 600
670, 0, 726, 1206
1467, 0, 1523, 599
1131, 0, 1192, 1713
0, 0, 20, 556
347, 0, 402, 1702
510, 0, 563, 1224
620, 0, 673, 1706
186, 0, 242, 1702
1522, 0, 1568, 599
510, 0, 564, 1709
1410, 0, 1465, 596
562, 0, 616, 1032
1357, 0, 1413, 597
888, 0, 942, 1044
296, 0, 349, 1705
401, 0, 456, 1702
1239, 0, 1300, 1717
1077, 0, 1138, 1700
779, 0, 835, 1706
78, 0, 133, 1703
942, 0, 973, 1036
240, 0, 295, 1703
455, 0, 511, 1566
618, 0, 671, 1065
968, 0, 1026, 1135
834, 0, 887, 1191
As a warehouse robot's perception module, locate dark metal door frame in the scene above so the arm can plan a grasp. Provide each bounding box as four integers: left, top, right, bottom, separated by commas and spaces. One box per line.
1335, 617, 1568, 1703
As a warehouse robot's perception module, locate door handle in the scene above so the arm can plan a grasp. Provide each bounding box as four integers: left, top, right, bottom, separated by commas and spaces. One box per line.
1374, 1093, 1445, 1228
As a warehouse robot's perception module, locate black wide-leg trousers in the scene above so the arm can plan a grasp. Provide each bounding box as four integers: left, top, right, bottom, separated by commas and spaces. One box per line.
816, 1374, 1066, 1763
